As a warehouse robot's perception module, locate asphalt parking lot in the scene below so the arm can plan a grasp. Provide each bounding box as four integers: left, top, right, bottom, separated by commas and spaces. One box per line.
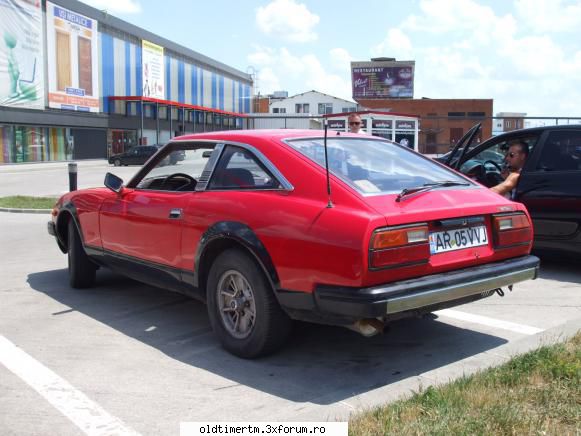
1, 161, 580, 435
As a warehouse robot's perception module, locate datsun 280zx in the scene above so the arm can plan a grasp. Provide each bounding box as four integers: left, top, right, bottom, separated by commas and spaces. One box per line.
48, 129, 540, 358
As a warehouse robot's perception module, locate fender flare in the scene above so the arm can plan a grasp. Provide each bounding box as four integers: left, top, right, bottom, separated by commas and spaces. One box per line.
194, 221, 280, 291
54, 201, 81, 251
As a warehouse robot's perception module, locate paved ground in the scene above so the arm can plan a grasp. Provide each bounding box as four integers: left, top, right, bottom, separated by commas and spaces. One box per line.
0, 161, 580, 435
0, 160, 140, 198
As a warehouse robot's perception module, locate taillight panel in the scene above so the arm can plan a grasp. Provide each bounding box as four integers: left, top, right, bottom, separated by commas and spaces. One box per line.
492, 212, 532, 249
370, 224, 430, 269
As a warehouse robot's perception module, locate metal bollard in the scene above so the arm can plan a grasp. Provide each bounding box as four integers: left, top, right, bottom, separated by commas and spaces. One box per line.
68, 162, 77, 191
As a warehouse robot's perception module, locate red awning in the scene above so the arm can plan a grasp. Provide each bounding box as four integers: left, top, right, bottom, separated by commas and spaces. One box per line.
108, 96, 247, 117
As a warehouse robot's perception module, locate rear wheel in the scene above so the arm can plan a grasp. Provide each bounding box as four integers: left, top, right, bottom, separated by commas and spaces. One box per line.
67, 220, 96, 288
206, 249, 291, 358
113, 159, 121, 166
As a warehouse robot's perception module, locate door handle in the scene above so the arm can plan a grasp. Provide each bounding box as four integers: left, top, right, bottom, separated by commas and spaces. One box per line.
169, 208, 182, 219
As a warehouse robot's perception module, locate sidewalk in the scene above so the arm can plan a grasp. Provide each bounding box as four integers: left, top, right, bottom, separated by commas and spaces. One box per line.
0, 159, 108, 174
0, 160, 139, 198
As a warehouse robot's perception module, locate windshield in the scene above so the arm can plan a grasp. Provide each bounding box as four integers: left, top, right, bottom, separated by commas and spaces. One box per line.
287, 137, 474, 195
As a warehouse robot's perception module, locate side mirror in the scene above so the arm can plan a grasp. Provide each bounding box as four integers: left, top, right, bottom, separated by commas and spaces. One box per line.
104, 172, 124, 193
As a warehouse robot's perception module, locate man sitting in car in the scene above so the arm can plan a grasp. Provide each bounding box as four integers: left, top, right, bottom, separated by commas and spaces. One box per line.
490, 141, 529, 198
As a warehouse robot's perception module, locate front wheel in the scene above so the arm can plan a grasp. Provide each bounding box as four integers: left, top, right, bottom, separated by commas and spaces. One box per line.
67, 220, 96, 288
113, 159, 121, 167
206, 249, 292, 358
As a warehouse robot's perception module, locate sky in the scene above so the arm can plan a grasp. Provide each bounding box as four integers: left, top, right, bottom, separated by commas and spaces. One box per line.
80, 0, 581, 117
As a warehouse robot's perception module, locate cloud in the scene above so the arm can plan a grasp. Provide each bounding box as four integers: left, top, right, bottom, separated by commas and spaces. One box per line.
372, 0, 581, 116
248, 47, 353, 101
79, 0, 141, 14
372, 28, 413, 59
255, 68, 281, 95
256, 0, 319, 43
515, 0, 581, 33
329, 48, 352, 71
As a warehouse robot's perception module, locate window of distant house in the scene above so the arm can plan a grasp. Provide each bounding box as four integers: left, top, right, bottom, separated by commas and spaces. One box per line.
505, 120, 512, 128
272, 108, 286, 113
295, 103, 309, 114
341, 107, 357, 113
318, 103, 333, 114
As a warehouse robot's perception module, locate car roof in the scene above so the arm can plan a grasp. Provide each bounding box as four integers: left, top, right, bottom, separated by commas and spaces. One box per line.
491, 124, 581, 139
170, 129, 373, 143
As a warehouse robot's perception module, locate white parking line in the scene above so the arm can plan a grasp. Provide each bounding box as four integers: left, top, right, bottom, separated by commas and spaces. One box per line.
435, 309, 544, 335
0, 335, 141, 436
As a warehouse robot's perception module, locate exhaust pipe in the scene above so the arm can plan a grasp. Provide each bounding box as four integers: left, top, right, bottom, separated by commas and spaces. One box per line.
346, 318, 385, 337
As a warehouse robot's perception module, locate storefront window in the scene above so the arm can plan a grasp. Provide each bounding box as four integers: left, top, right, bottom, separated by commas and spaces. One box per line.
0, 125, 71, 163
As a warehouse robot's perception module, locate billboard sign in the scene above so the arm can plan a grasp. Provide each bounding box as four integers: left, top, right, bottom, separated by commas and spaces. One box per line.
46, 2, 99, 112
351, 61, 414, 99
142, 40, 164, 99
0, 0, 44, 109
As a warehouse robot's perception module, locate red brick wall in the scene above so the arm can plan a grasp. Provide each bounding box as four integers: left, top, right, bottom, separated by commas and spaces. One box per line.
357, 99, 493, 153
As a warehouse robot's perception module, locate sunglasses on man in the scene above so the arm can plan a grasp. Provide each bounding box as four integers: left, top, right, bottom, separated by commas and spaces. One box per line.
349, 122, 361, 126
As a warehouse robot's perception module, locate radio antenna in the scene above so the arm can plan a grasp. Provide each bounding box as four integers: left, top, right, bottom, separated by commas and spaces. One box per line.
323, 118, 333, 208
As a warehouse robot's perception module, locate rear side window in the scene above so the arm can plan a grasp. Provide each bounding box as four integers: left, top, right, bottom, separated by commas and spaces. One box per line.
288, 137, 473, 194
536, 131, 581, 171
208, 145, 281, 190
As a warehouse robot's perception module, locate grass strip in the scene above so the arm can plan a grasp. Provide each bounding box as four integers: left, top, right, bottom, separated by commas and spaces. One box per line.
349, 332, 580, 435
0, 196, 57, 209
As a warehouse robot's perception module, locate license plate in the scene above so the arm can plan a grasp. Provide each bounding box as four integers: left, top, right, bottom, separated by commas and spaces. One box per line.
429, 225, 488, 254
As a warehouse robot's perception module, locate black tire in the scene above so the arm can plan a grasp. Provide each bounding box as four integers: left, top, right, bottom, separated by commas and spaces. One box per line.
67, 220, 96, 288
113, 159, 121, 167
206, 249, 292, 358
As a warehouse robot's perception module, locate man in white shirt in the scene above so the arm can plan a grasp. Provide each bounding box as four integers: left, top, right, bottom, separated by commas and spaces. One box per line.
348, 114, 364, 134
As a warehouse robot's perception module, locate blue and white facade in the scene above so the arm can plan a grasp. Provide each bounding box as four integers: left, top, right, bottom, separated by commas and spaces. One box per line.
0, 0, 252, 163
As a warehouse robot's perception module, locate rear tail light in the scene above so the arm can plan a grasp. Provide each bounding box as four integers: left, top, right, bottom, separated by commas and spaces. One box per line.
492, 213, 532, 249
370, 224, 429, 269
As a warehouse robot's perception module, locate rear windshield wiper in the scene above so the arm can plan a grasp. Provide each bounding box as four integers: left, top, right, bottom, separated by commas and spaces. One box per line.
396, 180, 470, 202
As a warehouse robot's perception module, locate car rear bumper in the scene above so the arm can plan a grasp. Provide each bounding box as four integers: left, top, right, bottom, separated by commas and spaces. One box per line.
277, 255, 540, 322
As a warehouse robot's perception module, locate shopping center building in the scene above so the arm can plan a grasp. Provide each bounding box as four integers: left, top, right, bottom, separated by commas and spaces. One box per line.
0, 0, 252, 164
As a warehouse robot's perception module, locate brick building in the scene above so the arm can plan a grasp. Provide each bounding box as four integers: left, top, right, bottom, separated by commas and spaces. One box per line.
357, 98, 493, 154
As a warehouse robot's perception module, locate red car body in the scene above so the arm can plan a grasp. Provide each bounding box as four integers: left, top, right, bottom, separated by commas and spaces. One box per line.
48, 129, 539, 357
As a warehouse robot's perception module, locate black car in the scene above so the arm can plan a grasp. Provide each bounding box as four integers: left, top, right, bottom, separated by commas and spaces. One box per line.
440, 123, 581, 258
108, 145, 160, 166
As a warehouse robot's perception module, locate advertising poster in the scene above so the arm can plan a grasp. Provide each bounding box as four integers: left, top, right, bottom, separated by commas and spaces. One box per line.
0, 0, 44, 109
328, 119, 345, 130
46, 2, 99, 112
351, 61, 415, 99
142, 40, 164, 99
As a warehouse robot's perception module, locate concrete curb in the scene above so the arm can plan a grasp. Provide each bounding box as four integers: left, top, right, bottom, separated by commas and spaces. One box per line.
0, 207, 52, 214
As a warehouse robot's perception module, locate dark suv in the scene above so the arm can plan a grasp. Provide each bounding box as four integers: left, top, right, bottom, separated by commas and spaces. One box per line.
108, 145, 160, 166
441, 123, 581, 258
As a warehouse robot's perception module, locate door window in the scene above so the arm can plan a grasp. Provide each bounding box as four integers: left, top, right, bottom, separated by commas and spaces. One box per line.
535, 131, 581, 171
209, 146, 281, 190
135, 146, 214, 191
464, 135, 539, 170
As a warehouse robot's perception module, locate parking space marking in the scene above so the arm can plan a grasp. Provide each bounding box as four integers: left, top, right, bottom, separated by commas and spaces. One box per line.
435, 309, 544, 335
0, 335, 141, 436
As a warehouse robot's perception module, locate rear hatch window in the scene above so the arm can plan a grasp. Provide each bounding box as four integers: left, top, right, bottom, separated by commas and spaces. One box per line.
287, 137, 476, 195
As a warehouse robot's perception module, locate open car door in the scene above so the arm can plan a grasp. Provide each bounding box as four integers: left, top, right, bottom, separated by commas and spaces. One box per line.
444, 123, 482, 169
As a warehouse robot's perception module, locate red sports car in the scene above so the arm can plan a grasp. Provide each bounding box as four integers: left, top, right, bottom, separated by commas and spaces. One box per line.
48, 129, 540, 358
